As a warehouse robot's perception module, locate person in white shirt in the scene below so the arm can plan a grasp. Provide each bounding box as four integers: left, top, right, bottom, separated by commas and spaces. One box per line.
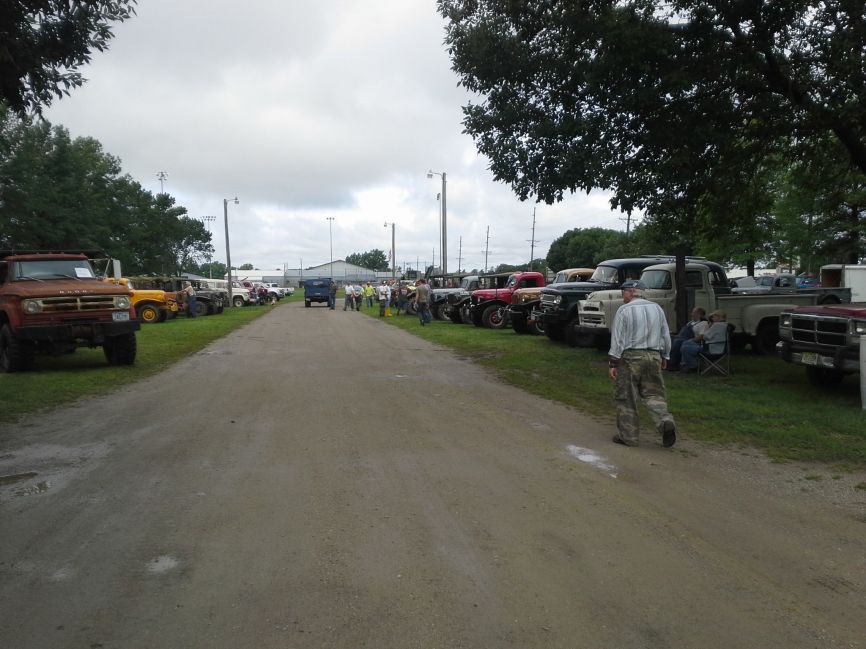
608, 279, 676, 448
667, 306, 708, 370
377, 281, 391, 316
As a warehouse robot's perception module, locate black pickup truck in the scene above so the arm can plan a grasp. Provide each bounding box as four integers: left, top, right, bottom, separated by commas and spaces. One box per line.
535, 257, 688, 346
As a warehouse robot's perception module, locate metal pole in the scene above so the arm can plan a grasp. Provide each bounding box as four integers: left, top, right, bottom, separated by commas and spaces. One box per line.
441, 173, 447, 275
861, 335, 865, 410
327, 217, 335, 277
391, 222, 396, 281
223, 198, 237, 303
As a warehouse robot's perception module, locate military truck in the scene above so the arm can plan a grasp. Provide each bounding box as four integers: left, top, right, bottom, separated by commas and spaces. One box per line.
0, 250, 140, 372
577, 261, 820, 353
469, 270, 546, 329
507, 268, 593, 335
444, 275, 488, 323
431, 275, 478, 320
303, 278, 332, 307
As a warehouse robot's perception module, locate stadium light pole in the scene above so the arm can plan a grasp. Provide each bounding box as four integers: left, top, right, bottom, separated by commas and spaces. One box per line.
384, 221, 395, 280
427, 170, 446, 275
223, 197, 239, 303
326, 217, 335, 277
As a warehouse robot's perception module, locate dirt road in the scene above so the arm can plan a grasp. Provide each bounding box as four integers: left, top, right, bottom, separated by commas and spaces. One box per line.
1, 303, 864, 649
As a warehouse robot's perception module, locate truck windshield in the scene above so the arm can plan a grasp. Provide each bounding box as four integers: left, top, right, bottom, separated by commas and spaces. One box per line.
641, 270, 672, 290
15, 259, 95, 280
589, 265, 617, 283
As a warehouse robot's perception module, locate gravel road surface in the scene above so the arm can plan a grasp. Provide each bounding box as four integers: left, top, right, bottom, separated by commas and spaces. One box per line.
1, 303, 865, 649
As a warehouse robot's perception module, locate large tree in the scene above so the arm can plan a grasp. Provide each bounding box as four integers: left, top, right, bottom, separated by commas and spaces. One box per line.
0, 1, 137, 114
546, 227, 629, 270
346, 249, 388, 271
438, 0, 866, 231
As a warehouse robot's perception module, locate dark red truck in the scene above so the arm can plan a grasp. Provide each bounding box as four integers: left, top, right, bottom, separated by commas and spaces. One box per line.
468, 270, 546, 329
0, 250, 140, 372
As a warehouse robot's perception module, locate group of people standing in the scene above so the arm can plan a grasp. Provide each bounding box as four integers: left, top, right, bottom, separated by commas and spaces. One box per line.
327, 278, 432, 324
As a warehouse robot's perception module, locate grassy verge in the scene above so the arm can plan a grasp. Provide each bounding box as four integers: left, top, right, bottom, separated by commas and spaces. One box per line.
372, 310, 866, 468
0, 306, 271, 423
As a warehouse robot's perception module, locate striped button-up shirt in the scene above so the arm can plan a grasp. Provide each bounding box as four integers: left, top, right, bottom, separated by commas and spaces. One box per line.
609, 298, 672, 360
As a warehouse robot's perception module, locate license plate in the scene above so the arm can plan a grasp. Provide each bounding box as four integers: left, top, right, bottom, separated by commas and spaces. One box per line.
800, 352, 818, 366
112, 311, 130, 321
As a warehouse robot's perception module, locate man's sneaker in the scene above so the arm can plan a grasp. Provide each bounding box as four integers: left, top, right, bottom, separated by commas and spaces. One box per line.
612, 434, 638, 447
661, 420, 677, 447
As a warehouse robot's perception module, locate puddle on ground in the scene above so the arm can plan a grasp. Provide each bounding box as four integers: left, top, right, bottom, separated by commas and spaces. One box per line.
0, 472, 38, 485
147, 555, 179, 574
566, 445, 618, 478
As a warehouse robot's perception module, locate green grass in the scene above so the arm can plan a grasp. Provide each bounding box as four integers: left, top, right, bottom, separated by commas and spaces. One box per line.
373, 310, 866, 468
0, 306, 270, 423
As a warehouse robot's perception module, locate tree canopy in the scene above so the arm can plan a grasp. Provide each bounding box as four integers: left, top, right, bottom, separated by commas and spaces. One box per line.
438, 0, 866, 246
0, 1, 137, 115
346, 249, 388, 271
0, 108, 212, 275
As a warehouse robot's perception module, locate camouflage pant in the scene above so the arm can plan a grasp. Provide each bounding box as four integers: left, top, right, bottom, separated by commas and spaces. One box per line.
614, 350, 674, 445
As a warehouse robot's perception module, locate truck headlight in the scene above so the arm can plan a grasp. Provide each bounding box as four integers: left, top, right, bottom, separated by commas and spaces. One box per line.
22, 299, 42, 314
114, 296, 132, 310
553, 295, 562, 305
853, 320, 866, 336
779, 314, 792, 328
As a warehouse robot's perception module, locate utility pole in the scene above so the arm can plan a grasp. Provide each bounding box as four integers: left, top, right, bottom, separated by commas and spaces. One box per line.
527, 206, 539, 270
483, 226, 490, 272
457, 236, 463, 274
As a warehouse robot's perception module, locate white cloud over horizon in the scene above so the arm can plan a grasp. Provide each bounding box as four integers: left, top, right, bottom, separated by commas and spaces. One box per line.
45, 0, 632, 273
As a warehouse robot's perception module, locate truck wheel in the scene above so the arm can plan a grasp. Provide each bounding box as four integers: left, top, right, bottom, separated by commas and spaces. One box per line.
432, 303, 445, 320
103, 333, 137, 365
818, 295, 841, 305
0, 324, 34, 372
545, 322, 566, 342
194, 301, 207, 317
482, 304, 507, 329
449, 307, 463, 324
805, 366, 845, 387
564, 316, 595, 347
138, 303, 160, 324
158, 310, 169, 323
305, 300, 311, 307
233, 296, 246, 308
753, 320, 779, 355
529, 319, 545, 336
460, 305, 472, 324
407, 302, 418, 316
511, 313, 529, 334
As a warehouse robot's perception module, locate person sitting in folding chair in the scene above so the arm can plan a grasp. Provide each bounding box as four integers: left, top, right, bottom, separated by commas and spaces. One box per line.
679, 310, 728, 374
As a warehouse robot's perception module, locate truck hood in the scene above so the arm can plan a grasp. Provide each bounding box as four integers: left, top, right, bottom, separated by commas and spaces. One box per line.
785, 303, 866, 317
4, 278, 132, 298
541, 280, 616, 294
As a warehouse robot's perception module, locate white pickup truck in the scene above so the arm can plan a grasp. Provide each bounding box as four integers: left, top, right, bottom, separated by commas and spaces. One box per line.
261, 282, 294, 299
577, 261, 820, 354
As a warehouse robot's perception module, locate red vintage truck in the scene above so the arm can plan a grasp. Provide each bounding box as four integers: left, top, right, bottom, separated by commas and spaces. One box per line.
0, 250, 140, 372
468, 270, 546, 329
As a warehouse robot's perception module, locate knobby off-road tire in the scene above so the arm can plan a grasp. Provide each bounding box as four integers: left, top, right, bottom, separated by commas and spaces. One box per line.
545, 322, 566, 342
448, 306, 463, 324
194, 301, 208, 317
138, 303, 161, 324
0, 324, 34, 372
511, 313, 529, 334
103, 333, 137, 366
482, 304, 507, 329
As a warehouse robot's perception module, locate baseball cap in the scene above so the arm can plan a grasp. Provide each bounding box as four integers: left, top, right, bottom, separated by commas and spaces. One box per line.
620, 279, 647, 290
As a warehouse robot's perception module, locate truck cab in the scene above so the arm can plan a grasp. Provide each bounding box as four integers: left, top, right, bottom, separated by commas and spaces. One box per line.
303, 278, 332, 307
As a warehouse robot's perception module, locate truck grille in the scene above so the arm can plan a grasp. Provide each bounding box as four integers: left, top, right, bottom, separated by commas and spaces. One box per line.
540, 294, 558, 305
790, 315, 848, 346
37, 295, 117, 312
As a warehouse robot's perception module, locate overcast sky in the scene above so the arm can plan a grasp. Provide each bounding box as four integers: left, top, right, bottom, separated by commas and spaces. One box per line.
45, 0, 631, 274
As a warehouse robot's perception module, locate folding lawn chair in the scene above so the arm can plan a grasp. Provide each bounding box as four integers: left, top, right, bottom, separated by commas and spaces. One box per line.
698, 324, 734, 377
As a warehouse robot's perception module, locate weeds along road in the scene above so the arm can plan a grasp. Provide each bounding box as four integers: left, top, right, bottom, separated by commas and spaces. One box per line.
1, 301, 864, 649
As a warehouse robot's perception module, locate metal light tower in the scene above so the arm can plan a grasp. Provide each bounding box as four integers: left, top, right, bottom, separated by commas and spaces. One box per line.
201, 215, 216, 278
223, 197, 239, 302
427, 170, 447, 275
156, 171, 168, 193
326, 217, 335, 277
384, 221, 396, 280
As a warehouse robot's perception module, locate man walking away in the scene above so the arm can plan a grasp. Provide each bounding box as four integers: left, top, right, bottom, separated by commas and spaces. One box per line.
328, 280, 337, 310
607, 280, 676, 448
415, 278, 432, 325
377, 281, 391, 317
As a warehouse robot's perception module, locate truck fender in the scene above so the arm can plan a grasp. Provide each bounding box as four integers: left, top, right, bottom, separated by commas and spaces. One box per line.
738, 303, 800, 336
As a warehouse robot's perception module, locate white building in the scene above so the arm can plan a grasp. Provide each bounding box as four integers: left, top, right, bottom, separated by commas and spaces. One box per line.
225, 260, 393, 287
